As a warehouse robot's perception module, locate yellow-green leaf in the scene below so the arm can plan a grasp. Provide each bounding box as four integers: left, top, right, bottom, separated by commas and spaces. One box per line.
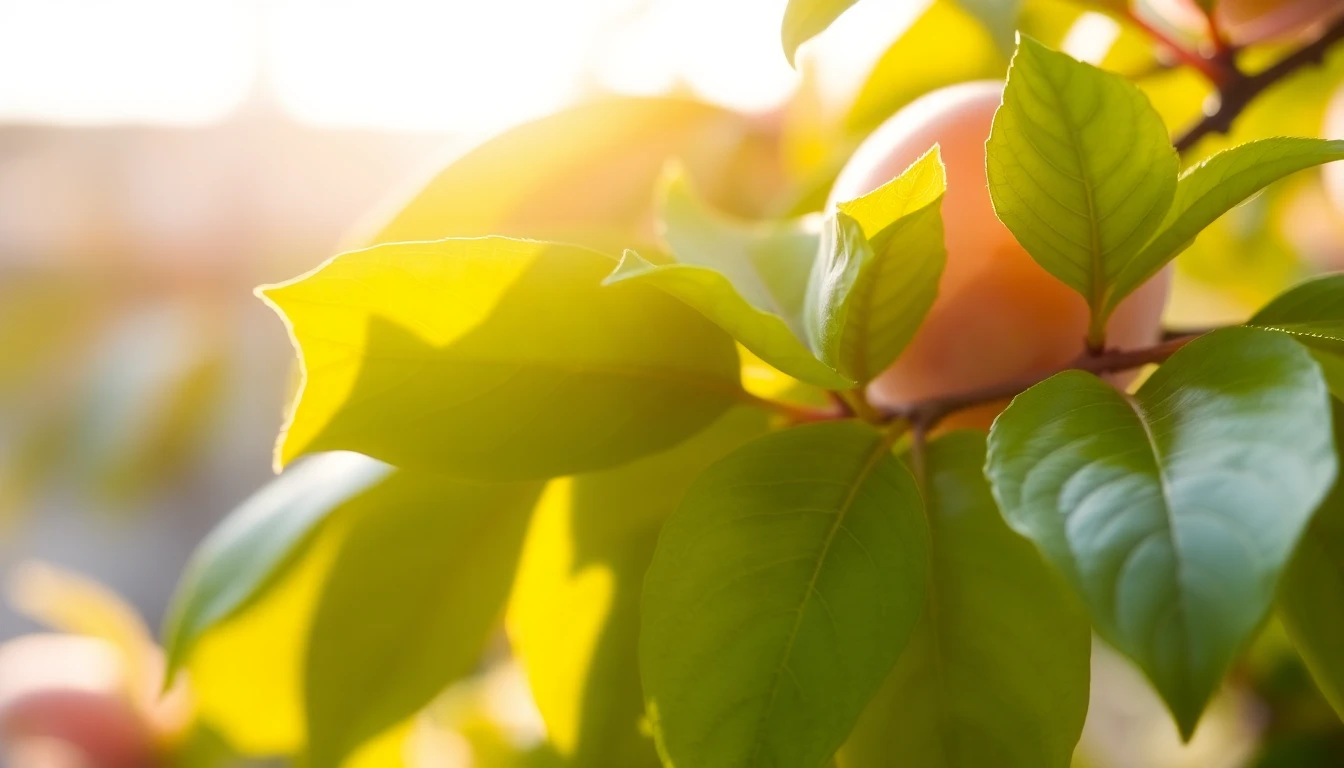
259, 237, 743, 479
304, 476, 544, 768
507, 407, 770, 766
782, 0, 861, 66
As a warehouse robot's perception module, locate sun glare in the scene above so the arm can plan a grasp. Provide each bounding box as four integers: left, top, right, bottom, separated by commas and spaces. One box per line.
0, 0, 835, 134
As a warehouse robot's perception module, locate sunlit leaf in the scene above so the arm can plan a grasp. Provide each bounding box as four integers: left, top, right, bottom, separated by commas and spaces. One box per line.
838, 432, 1090, 767
782, 0, 860, 66
259, 237, 743, 479
162, 452, 392, 678
1248, 273, 1344, 399
987, 35, 1177, 339
641, 420, 927, 767
304, 476, 543, 768
846, 0, 1006, 134
1279, 402, 1344, 721
808, 148, 947, 383
602, 168, 849, 388
986, 328, 1337, 737
507, 407, 770, 766
188, 521, 348, 756
1112, 139, 1344, 313
358, 97, 779, 254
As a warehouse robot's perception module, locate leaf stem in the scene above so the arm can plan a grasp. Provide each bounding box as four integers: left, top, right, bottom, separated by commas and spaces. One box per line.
1172, 15, 1344, 153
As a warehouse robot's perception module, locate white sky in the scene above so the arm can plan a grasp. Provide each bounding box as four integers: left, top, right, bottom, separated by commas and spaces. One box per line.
0, 0, 925, 135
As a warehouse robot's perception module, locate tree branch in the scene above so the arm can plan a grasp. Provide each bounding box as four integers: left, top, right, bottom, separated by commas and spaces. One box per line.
878, 334, 1200, 431
1174, 15, 1344, 153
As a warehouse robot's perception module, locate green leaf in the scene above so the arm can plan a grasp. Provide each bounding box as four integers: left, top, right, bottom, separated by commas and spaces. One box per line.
987, 35, 1177, 337
259, 237, 744, 480
641, 420, 928, 767
1279, 402, 1344, 721
161, 452, 391, 679
781, 0, 861, 66
508, 407, 771, 766
807, 149, 947, 383
985, 327, 1338, 737
1249, 273, 1344, 399
845, 0, 1007, 134
1112, 139, 1344, 313
304, 474, 544, 768
838, 431, 1091, 767
602, 169, 850, 389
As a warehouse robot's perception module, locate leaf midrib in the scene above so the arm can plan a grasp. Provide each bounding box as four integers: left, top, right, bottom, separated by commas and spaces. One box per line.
1118, 391, 1193, 701
746, 430, 896, 763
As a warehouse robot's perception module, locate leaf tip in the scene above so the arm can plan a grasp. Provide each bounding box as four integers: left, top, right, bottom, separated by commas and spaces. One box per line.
603, 250, 657, 286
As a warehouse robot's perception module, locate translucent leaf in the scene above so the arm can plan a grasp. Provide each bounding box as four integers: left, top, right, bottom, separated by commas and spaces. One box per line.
987, 35, 1177, 336
808, 148, 947, 383
162, 452, 391, 678
847, 1, 1006, 133
986, 328, 1337, 737
641, 421, 928, 767
1113, 139, 1344, 313
259, 237, 743, 479
507, 407, 770, 766
1279, 402, 1344, 721
781, 0, 861, 66
303, 476, 544, 768
838, 431, 1090, 767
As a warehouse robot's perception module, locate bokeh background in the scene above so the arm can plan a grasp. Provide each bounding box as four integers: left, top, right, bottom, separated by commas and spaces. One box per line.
2, 0, 1344, 766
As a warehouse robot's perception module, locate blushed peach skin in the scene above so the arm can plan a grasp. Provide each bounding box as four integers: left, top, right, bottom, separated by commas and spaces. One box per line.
829, 82, 1170, 429
1142, 0, 1344, 46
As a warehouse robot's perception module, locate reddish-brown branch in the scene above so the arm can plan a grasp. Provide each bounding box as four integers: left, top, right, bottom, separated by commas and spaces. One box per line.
1174, 15, 1344, 153
878, 334, 1200, 431
1125, 9, 1240, 87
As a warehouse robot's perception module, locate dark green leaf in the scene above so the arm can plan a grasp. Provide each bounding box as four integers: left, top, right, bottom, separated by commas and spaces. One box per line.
161, 452, 391, 679
1279, 402, 1344, 720
304, 475, 544, 768
641, 420, 928, 767
986, 328, 1337, 737
839, 431, 1091, 767
987, 35, 1177, 337
1249, 273, 1344, 399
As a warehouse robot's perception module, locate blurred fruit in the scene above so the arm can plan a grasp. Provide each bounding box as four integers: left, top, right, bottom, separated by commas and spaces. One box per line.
1140, 0, 1344, 46
828, 82, 1169, 427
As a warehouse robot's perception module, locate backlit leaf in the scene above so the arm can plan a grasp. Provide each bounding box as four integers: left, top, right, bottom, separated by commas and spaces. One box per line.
602, 168, 849, 388
986, 328, 1337, 737
838, 431, 1090, 767
782, 0, 861, 66
808, 148, 947, 383
1279, 402, 1344, 720
1249, 273, 1344, 399
304, 475, 544, 768
259, 237, 743, 480
162, 452, 391, 678
987, 35, 1177, 338
641, 420, 928, 767
1113, 139, 1344, 313
507, 407, 770, 766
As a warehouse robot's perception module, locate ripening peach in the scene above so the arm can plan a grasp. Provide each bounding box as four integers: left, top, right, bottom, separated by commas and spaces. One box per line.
829, 81, 1169, 428
1139, 0, 1344, 46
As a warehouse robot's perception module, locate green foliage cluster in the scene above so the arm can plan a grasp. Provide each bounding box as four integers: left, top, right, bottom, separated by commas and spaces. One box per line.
160, 6, 1344, 767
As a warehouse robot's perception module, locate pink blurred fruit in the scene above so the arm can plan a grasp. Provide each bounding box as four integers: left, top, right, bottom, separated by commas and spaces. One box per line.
1140, 0, 1344, 46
